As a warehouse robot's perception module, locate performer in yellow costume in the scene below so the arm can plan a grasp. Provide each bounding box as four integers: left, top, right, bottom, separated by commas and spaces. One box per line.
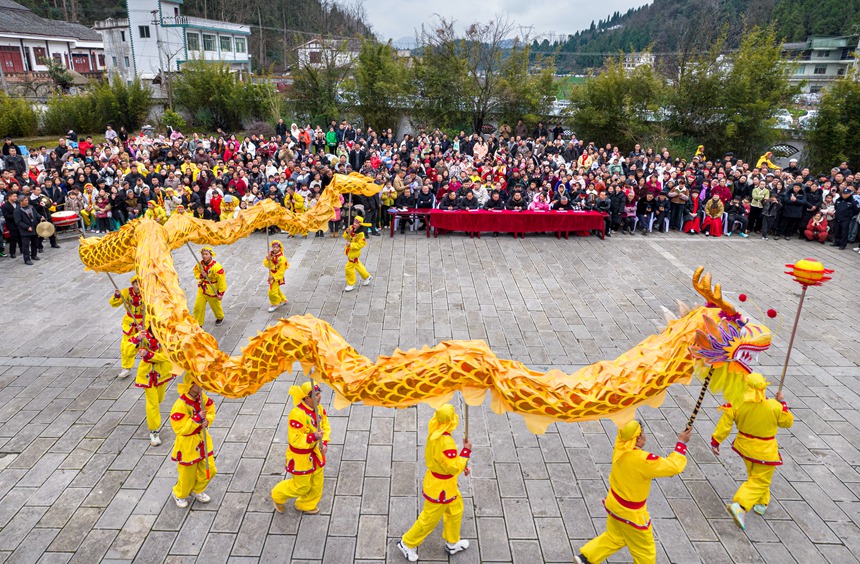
576, 421, 691, 564
711, 372, 793, 530
192, 246, 227, 326
220, 194, 238, 221
130, 328, 175, 446
169, 376, 216, 508
398, 404, 472, 562
271, 382, 331, 514
144, 200, 168, 224
756, 151, 777, 170
263, 239, 289, 313
109, 275, 144, 378
343, 215, 372, 292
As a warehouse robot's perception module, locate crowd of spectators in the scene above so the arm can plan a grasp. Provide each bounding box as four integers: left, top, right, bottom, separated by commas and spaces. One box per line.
2, 118, 860, 265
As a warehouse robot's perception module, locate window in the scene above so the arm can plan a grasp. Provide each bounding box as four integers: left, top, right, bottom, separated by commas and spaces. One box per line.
819, 50, 830, 58
838, 67, 846, 76
810, 85, 823, 93
813, 65, 827, 75
124, 56, 130, 68
220, 36, 232, 53
139, 25, 150, 38
98, 54, 105, 67
174, 7, 179, 16
187, 32, 200, 51
112, 55, 117, 67
234, 37, 246, 53
120, 30, 126, 42
32, 46, 47, 65
309, 50, 321, 64
203, 34, 216, 52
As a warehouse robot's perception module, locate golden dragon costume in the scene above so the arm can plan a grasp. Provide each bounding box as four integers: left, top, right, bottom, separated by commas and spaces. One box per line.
79, 172, 772, 433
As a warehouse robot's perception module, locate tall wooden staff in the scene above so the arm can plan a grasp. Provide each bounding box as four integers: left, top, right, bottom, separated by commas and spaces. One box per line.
779, 259, 833, 393
185, 242, 213, 294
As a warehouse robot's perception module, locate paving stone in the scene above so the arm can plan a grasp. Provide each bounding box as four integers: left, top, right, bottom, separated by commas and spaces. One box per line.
475, 516, 511, 561
169, 510, 215, 555
534, 517, 573, 561
292, 514, 329, 560
7, 527, 59, 564
103, 514, 156, 560
196, 532, 236, 564
231, 512, 271, 557
68, 529, 118, 564
355, 514, 387, 560
47, 507, 101, 552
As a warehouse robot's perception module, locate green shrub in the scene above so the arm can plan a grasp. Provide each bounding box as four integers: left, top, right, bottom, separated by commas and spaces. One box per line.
92, 75, 153, 131
42, 94, 98, 136
0, 94, 38, 137
174, 60, 267, 132
162, 108, 186, 131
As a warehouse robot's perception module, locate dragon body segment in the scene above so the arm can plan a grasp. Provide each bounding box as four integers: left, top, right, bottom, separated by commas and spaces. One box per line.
79, 173, 772, 433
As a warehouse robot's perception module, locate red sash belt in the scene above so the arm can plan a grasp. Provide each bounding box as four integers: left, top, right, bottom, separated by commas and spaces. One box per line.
738, 431, 775, 441
183, 425, 202, 436
431, 472, 453, 480
610, 488, 646, 510
290, 445, 315, 455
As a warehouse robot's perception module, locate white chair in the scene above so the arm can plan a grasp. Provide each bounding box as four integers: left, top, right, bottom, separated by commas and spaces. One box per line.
649, 215, 669, 233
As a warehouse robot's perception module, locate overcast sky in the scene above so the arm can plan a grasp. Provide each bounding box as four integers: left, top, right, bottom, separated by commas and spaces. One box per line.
363, 0, 651, 44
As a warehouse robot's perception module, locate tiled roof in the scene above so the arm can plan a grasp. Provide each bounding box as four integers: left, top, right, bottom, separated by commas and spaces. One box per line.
0, 0, 102, 41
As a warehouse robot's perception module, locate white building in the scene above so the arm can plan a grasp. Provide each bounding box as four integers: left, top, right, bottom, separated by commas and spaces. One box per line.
0, 0, 105, 77
621, 52, 654, 72
295, 37, 360, 69
96, 0, 251, 89
782, 35, 858, 94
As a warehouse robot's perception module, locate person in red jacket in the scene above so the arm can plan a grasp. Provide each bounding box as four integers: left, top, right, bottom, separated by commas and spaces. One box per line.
803, 212, 829, 243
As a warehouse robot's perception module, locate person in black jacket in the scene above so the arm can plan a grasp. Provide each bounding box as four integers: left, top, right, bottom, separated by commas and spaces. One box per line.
457, 191, 479, 210
360, 191, 381, 236
1, 192, 20, 258
3, 146, 25, 180
483, 191, 505, 210
635, 193, 656, 236
608, 185, 626, 233
437, 190, 459, 211
550, 195, 574, 210
802, 183, 823, 228
779, 183, 807, 239
591, 191, 613, 236
831, 188, 860, 249
506, 192, 528, 210
415, 185, 434, 230
13, 195, 44, 264
395, 188, 417, 234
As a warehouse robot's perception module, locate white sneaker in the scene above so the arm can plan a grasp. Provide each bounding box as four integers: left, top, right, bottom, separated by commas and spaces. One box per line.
362, 275, 373, 286
172, 493, 188, 508
267, 305, 277, 313
344, 284, 355, 292
397, 540, 419, 562
445, 539, 469, 555
192, 491, 210, 503
853, 247, 859, 251
118, 368, 131, 379
149, 431, 161, 446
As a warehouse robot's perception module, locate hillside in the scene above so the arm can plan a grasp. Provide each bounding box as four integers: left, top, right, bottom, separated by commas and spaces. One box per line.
16, 0, 371, 69
534, 0, 860, 72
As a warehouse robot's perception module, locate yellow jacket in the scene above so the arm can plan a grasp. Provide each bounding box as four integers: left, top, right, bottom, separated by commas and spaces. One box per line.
180, 162, 200, 180
422, 432, 470, 504
286, 402, 331, 475
343, 228, 366, 260
603, 432, 688, 530
144, 205, 168, 224
711, 398, 793, 465
286, 193, 305, 213
130, 331, 174, 388
109, 287, 144, 334
170, 391, 216, 465
194, 259, 227, 298
756, 153, 777, 169
263, 252, 288, 285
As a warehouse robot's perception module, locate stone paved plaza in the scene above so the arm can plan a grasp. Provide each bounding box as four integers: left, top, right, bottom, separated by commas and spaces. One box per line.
0, 229, 859, 563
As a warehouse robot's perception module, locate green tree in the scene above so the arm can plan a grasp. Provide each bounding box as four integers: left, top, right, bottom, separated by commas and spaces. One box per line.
92, 75, 153, 131
411, 23, 469, 131
286, 37, 354, 125
807, 69, 860, 172
496, 41, 557, 128
570, 54, 667, 146
0, 94, 38, 137
173, 60, 265, 131
344, 38, 408, 132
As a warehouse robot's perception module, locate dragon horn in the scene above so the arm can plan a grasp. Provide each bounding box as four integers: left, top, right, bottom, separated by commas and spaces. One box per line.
692, 266, 737, 316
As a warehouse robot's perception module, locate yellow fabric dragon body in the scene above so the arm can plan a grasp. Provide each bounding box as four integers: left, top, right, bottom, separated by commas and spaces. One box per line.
80, 173, 772, 433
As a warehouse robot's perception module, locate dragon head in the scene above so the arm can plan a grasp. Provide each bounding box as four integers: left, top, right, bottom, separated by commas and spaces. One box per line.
690, 266, 772, 376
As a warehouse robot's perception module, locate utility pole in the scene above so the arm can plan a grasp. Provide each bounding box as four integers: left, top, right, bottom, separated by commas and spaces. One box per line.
151, 10, 172, 108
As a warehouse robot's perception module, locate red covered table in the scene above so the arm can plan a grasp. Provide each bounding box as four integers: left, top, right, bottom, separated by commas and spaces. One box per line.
428, 209, 607, 239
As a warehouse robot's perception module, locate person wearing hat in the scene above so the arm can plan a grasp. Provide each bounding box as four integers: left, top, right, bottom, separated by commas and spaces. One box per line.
110, 275, 145, 378
143, 199, 167, 224
263, 239, 289, 312
712, 373, 793, 530
271, 382, 331, 515
575, 420, 691, 564
398, 404, 472, 561
831, 187, 860, 249
192, 246, 227, 326
129, 327, 175, 446
220, 193, 238, 221
342, 215, 372, 292
169, 376, 216, 508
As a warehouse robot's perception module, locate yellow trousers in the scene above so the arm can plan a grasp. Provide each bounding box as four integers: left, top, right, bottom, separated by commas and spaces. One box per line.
268, 282, 287, 306
734, 460, 776, 511
172, 456, 217, 498
120, 337, 137, 370
80, 209, 95, 228
193, 293, 224, 325
144, 383, 168, 431
344, 259, 369, 286
402, 496, 464, 548
271, 468, 324, 511
581, 516, 656, 564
